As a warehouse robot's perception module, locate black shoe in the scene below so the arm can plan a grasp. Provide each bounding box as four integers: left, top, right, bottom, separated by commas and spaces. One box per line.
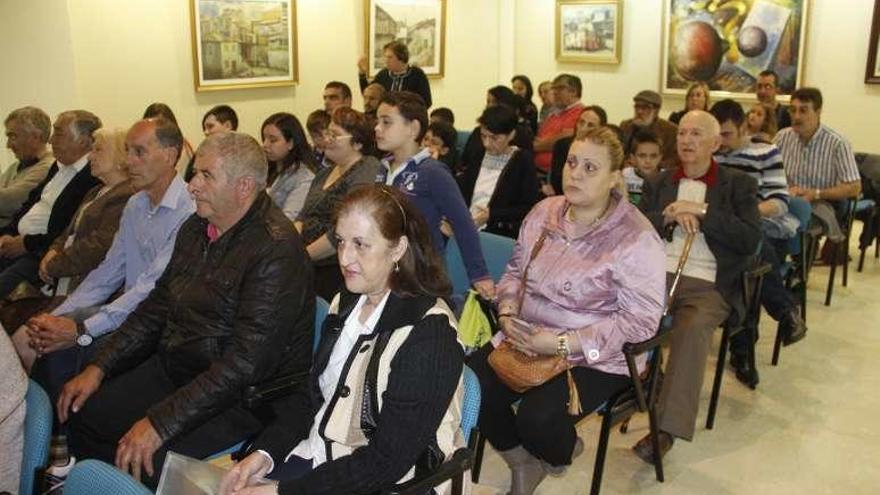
730, 351, 759, 389
781, 307, 807, 346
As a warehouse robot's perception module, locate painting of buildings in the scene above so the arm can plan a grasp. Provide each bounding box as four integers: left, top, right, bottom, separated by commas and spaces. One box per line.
191, 0, 297, 91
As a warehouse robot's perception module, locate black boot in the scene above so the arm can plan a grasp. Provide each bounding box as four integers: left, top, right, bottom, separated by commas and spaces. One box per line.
730, 350, 759, 388
780, 306, 807, 346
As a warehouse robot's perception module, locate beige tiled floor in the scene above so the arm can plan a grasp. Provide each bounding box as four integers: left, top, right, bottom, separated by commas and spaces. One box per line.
474, 242, 880, 495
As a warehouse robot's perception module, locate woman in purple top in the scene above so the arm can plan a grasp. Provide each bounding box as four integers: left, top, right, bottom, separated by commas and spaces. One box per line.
468, 127, 666, 495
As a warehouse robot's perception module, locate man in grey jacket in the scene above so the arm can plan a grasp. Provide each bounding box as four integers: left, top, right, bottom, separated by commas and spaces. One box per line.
1, 106, 54, 227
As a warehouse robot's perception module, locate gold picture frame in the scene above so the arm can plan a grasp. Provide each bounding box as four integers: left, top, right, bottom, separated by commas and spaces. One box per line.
364, 0, 446, 79
189, 0, 298, 92
555, 0, 623, 65
866, 0, 880, 84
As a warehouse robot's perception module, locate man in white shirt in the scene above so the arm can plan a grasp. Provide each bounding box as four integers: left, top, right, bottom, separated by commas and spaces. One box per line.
1, 107, 54, 227
0, 110, 101, 300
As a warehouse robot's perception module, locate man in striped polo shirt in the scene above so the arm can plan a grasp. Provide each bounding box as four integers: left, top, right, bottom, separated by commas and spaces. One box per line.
774, 87, 861, 245
712, 99, 806, 386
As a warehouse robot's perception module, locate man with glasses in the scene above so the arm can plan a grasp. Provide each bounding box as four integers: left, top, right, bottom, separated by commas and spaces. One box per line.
533, 73, 584, 175
620, 90, 679, 169
756, 70, 791, 130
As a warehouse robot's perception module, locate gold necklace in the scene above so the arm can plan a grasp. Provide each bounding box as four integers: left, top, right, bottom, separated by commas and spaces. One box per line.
567, 198, 613, 227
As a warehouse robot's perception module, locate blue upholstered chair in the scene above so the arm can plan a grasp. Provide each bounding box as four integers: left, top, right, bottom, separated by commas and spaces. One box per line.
20, 380, 52, 495
445, 231, 516, 296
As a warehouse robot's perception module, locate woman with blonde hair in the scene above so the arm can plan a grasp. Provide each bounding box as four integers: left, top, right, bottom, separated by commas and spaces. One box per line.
669, 82, 711, 125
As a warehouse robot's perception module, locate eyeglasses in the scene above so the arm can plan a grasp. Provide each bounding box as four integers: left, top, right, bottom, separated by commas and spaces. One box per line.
323, 131, 353, 143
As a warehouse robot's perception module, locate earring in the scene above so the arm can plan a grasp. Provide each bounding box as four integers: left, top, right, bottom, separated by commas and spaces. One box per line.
394, 261, 400, 272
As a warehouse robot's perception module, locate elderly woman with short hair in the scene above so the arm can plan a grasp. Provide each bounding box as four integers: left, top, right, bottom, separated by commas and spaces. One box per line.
468, 126, 666, 495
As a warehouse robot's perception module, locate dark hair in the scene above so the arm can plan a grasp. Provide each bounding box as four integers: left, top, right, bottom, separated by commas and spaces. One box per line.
336, 185, 451, 298
710, 98, 746, 127
583, 105, 608, 126
429, 107, 455, 126
261, 112, 317, 173
487, 85, 519, 109
202, 105, 238, 131
383, 40, 410, 64
306, 110, 331, 134
511, 75, 534, 101
150, 116, 184, 162
325, 81, 353, 100
380, 91, 429, 142
332, 107, 377, 156
553, 73, 583, 98
758, 70, 779, 86
478, 104, 518, 135
426, 121, 457, 150
142, 103, 178, 125
631, 129, 663, 150
792, 87, 823, 111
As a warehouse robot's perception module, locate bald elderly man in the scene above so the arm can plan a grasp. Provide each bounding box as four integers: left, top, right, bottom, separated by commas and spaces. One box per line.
636, 111, 761, 460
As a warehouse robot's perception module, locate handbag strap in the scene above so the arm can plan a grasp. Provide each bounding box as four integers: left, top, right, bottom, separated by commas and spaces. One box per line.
517, 228, 549, 312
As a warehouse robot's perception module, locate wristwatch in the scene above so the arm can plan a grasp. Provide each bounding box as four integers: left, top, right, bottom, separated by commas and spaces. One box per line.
75, 321, 93, 347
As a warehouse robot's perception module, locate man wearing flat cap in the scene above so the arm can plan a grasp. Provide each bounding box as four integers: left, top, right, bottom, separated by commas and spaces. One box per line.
621, 90, 679, 169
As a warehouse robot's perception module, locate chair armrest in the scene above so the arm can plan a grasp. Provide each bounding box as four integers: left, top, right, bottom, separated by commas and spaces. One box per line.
384, 448, 473, 495
242, 370, 309, 410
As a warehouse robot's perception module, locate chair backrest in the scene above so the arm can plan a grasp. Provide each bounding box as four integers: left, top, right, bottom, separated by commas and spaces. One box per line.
21, 380, 52, 495
445, 231, 516, 295
460, 366, 481, 445
314, 296, 330, 354
64, 459, 152, 495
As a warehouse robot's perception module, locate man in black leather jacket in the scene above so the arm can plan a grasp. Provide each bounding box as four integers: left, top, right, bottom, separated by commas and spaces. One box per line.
58, 131, 315, 487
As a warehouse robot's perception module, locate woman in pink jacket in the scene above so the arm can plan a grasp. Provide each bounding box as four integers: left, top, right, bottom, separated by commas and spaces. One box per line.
468, 126, 666, 495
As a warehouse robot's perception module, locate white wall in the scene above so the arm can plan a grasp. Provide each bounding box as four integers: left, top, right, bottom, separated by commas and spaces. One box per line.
1, 0, 878, 168
512, 0, 880, 153
1, 0, 504, 166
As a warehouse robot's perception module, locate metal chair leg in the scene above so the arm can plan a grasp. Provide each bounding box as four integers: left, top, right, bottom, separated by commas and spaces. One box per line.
706, 327, 730, 430
825, 242, 838, 306
589, 412, 614, 495
772, 322, 784, 366
470, 435, 486, 483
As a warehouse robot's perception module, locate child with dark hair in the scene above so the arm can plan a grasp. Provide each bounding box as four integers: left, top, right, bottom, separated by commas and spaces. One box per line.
429, 107, 455, 126
623, 130, 663, 204
422, 121, 459, 171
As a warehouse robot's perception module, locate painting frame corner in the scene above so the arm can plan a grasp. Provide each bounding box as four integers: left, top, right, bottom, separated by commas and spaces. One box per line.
364, 0, 447, 80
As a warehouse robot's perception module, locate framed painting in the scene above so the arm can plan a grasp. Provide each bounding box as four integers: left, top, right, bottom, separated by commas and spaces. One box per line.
365, 0, 446, 79
866, 0, 880, 84
190, 0, 298, 92
555, 0, 623, 64
661, 0, 809, 99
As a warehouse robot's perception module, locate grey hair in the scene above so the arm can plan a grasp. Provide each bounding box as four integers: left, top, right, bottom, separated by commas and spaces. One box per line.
57, 110, 102, 147
197, 132, 268, 191
5, 106, 52, 142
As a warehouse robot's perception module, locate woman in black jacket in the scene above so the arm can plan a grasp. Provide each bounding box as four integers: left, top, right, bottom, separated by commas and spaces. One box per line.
458, 105, 540, 239
221, 185, 465, 495
357, 40, 432, 108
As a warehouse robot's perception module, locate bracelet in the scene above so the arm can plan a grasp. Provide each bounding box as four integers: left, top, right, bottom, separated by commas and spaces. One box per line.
557, 334, 570, 358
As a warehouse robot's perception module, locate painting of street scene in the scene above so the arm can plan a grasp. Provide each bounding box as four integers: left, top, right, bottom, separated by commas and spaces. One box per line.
556, 0, 622, 64
366, 0, 445, 77
191, 0, 297, 91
